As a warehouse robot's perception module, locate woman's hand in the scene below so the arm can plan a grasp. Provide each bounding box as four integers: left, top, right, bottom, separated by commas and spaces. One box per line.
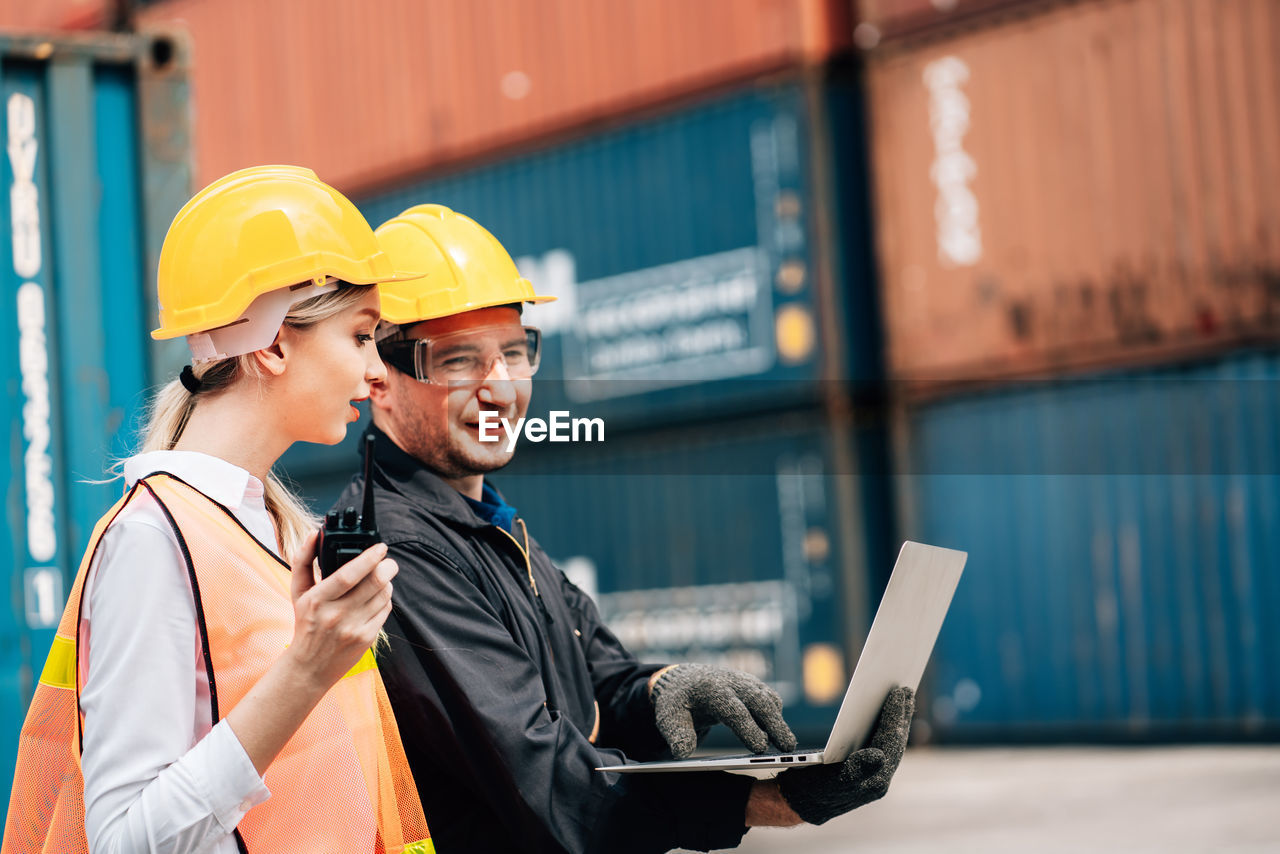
225, 532, 397, 776
285, 531, 397, 691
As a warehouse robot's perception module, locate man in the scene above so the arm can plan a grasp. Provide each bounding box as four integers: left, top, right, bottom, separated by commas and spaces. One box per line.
332, 204, 915, 853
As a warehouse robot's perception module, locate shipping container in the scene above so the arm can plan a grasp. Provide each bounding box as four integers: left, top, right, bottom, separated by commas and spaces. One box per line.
899, 350, 1280, 741
277, 73, 881, 482
0, 30, 191, 799
293, 408, 894, 744
865, 0, 1280, 391
136, 0, 854, 192
377, 76, 876, 415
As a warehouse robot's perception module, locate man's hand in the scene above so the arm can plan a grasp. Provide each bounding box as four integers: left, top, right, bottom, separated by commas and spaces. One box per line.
649, 663, 798, 758
775, 686, 915, 825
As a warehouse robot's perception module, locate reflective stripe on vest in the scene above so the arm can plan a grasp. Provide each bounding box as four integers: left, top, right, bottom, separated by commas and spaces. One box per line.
39, 635, 77, 691
2, 474, 431, 853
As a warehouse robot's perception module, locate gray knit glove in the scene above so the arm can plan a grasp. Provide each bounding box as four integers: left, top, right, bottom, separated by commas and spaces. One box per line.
776, 686, 915, 825
649, 663, 798, 759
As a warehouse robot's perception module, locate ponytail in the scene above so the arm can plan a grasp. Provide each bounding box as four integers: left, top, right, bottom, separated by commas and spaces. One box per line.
140, 378, 198, 453
262, 471, 317, 562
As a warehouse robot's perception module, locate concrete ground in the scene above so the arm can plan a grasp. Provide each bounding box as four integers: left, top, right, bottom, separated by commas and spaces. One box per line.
713, 745, 1280, 853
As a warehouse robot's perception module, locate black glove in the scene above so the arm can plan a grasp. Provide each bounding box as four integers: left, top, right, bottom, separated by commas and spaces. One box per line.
650, 663, 798, 759
777, 686, 915, 825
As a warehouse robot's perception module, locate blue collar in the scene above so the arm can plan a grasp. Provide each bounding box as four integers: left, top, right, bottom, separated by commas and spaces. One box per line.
461, 481, 518, 535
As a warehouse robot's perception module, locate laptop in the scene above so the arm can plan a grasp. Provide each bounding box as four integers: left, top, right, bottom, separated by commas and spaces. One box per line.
596, 541, 966, 779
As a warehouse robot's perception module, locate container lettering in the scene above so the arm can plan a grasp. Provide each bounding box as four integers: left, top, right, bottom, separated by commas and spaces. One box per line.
8, 93, 56, 563
923, 56, 981, 267
7, 93, 40, 278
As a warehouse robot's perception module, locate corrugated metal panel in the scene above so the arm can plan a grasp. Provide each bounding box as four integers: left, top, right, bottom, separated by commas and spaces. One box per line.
292, 410, 893, 744
135, 0, 853, 192
902, 350, 1280, 740
866, 0, 1280, 391
0, 31, 191, 797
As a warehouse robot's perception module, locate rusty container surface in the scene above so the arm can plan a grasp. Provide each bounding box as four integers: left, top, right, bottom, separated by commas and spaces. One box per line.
136, 0, 852, 193
865, 0, 1280, 391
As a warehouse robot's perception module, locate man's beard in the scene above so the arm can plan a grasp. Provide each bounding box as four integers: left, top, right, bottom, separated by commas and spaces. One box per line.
401, 412, 514, 480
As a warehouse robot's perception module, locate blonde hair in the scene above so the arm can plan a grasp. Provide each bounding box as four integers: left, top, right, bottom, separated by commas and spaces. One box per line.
142, 284, 376, 561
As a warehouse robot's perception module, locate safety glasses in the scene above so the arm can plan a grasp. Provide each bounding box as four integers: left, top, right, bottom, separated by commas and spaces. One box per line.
380, 325, 541, 386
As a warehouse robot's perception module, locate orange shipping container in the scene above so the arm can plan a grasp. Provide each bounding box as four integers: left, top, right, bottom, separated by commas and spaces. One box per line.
135, 0, 852, 193
866, 0, 1280, 388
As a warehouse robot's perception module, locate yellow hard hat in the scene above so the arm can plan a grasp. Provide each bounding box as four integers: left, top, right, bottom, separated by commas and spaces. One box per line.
152, 165, 413, 341
374, 204, 555, 326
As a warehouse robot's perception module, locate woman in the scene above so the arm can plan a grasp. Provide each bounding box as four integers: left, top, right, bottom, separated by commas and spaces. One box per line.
2, 166, 432, 853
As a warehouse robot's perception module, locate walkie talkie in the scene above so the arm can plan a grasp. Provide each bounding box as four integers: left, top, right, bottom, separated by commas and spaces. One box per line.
317, 434, 381, 577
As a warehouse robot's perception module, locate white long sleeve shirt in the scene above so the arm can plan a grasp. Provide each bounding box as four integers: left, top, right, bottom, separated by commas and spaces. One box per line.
79, 451, 275, 854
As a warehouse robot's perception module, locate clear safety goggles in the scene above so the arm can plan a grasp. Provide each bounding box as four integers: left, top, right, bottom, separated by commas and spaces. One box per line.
380, 325, 541, 385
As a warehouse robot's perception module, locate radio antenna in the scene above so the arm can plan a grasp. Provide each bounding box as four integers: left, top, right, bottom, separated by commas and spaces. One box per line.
360, 433, 377, 530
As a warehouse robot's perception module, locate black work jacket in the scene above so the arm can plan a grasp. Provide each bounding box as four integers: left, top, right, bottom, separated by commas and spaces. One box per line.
331, 425, 753, 854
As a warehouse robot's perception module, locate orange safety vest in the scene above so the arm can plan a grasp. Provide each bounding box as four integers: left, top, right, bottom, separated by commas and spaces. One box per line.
1, 474, 433, 853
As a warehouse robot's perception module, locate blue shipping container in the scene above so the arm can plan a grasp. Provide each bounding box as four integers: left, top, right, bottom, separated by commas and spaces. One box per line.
281, 72, 880, 487
903, 351, 1280, 741
352, 73, 879, 431
0, 31, 191, 799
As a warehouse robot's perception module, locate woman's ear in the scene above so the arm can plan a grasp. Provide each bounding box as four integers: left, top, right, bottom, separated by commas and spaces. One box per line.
252, 328, 290, 377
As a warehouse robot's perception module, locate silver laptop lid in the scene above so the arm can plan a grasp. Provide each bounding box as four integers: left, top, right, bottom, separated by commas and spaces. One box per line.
821, 541, 966, 763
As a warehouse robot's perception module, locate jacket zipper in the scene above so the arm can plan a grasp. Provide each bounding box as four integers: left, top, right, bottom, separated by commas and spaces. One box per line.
497, 520, 554, 625
502, 519, 600, 735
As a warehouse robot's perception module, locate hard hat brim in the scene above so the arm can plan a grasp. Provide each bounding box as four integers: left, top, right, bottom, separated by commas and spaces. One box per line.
379, 292, 557, 327
151, 268, 427, 340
